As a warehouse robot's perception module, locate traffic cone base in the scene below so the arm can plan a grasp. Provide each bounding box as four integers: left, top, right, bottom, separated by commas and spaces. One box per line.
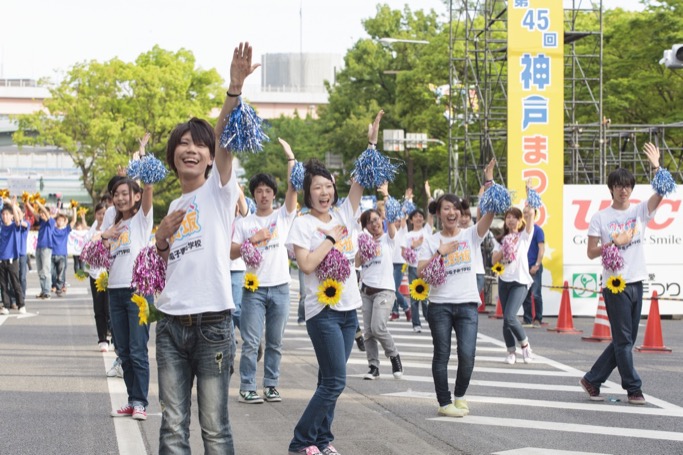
635, 291, 672, 353
548, 281, 583, 334
399, 274, 409, 297
582, 291, 612, 342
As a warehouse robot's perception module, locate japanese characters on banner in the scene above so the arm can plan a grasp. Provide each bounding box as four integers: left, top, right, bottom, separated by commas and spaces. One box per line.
27, 230, 89, 257
508, 1, 564, 301
564, 185, 683, 316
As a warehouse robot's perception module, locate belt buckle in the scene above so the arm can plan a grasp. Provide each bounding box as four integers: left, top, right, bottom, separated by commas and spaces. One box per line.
178, 314, 194, 326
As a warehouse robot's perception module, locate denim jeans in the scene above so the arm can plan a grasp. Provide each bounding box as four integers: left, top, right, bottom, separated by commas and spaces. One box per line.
36, 247, 52, 295
239, 283, 290, 391
230, 271, 245, 330
51, 254, 66, 291
157, 311, 235, 455
297, 268, 306, 323
391, 264, 409, 314
90, 277, 109, 344
361, 289, 398, 367
584, 283, 643, 393
108, 287, 150, 408
289, 307, 358, 452
73, 255, 85, 274
498, 280, 529, 350
476, 273, 485, 295
428, 302, 479, 405
408, 266, 428, 327
522, 264, 543, 323
19, 255, 27, 299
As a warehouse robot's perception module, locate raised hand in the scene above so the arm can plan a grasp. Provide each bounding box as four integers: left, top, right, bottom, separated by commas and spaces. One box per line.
643, 142, 660, 168
279, 138, 295, 161
484, 158, 496, 181
229, 42, 261, 92
367, 110, 384, 145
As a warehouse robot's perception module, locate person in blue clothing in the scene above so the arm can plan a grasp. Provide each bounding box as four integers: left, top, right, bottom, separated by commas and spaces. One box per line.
0, 197, 28, 315
50, 206, 77, 297
522, 206, 545, 327
26, 200, 55, 299
16, 205, 31, 300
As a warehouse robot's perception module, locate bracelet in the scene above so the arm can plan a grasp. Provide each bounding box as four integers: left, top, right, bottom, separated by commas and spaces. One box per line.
287, 158, 296, 162
156, 241, 170, 252
484, 180, 494, 188
653, 167, 660, 172
368, 142, 377, 148
325, 235, 336, 245
226, 91, 241, 97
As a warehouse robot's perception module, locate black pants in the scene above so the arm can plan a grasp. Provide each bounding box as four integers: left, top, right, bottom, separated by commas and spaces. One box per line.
89, 277, 110, 344
0, 260, 23, 309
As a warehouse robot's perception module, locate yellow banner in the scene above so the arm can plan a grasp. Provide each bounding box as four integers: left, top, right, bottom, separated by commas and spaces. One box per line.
508, 0, 564, 290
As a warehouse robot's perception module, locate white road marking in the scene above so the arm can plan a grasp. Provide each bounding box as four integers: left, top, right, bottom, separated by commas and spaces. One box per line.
493, 449, 611, 455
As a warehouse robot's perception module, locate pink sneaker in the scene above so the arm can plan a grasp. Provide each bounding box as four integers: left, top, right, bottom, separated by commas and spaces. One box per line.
288, 446, 321, 455
111, 404, 134, 417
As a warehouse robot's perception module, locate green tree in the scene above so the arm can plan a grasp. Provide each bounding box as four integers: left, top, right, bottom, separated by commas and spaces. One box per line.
12, 46, 224, 207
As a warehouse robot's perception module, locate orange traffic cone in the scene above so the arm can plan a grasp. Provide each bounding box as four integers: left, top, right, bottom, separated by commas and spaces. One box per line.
547, 281, 582, 334
478, 290, 488, 314
489, 297, 503, 319
399, 274, 410, 297
635, 291, 672, 353
582, 290, 611, 342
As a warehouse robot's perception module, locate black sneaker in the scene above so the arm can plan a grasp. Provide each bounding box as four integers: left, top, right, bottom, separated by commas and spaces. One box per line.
364, 365, 380, 380
238, 390, 264, 404
628, 390, 647, 405
263, 386, 282, 402
390, 354, 403, 379
580, 377, 604, 401
355, 330, 366, 352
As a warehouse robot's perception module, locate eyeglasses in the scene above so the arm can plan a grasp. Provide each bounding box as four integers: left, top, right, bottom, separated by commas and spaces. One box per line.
613, 185, 632, 192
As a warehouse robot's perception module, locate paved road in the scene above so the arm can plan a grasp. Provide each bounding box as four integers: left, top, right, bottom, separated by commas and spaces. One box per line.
1, 268, 683, 454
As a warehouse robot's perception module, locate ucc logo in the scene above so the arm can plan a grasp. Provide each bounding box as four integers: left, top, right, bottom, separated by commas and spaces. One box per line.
571, 199, 681, 231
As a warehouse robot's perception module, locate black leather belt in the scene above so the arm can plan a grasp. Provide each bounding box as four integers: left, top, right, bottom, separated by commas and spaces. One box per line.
165, 310, 232, 327
361, 284, 390, 296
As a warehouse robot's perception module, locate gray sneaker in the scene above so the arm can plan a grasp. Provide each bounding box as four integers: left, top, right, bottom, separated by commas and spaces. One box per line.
238, 390, 264, 404
106, 358, 123, 378
264, 386, 282, 402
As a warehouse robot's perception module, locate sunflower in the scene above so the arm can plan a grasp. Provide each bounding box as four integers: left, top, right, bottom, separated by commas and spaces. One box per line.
74, 269, 88, 281
95, 271, 108, 292
70, 199, 79, 208
317, 278, 343, 306
244, 272, 259, 292
77, 207, 88, 217
606, 274, 626, 294
401, 263, 408, 274
409, 278, 430, 301
131, 294, 160, 325
492, 262, 505, 276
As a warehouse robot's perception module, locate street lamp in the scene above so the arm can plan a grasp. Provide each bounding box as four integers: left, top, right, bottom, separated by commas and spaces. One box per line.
378, 38, 430, 45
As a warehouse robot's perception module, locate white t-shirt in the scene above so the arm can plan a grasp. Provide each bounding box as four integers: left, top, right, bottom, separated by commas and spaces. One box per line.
233, 206, 296, 286
588, 201, 653, 285
286, 198, 361, 320
392, 225, 407, 264
156, 170, 239, 315
404, 225, 432, 266
85, 223, 105, 279
493, 229, 533, 286
107, 208, 154, 289
360, 233, 396, 291
230, 214, 246, 272
419, 227, 483, 304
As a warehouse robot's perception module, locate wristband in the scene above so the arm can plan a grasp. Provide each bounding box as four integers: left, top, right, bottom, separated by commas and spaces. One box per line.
325, 235, 336, 245
156, 241, 170, 252
368, 142, 377, 149
226, 91, 242, 97
287, 158, 296, 161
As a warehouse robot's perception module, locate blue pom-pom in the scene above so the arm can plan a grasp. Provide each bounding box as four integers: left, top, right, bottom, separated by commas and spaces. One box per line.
139, 154, 169, 184
351, 148, 399, 188
384, 196, 402, 223
245, 197, 256, 214
127, 159, 142, 180
479, 183, 511, 214
402, 199, 416, 216
526, 187, 542, 209
290, 161, 305, 191
220, 99, 269, 153
652, 168, 676, 197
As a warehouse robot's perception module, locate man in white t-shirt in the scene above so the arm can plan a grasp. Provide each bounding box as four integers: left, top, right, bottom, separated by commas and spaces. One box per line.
581, 143, 664, 407
231, 139, 297, 404
152, 42, 258, 454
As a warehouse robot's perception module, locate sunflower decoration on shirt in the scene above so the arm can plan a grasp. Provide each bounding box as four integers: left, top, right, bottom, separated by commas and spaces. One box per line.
244, 272, 259, 292
315, 247, 351, 306
132, 294, 160, 326
492, 262, 505, 276
409, 278, 430, 301
602, 243, 626, 294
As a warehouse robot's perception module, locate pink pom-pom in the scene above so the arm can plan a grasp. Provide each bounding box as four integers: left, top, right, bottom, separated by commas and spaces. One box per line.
421, 255, 446, 286
502, 233, 519, 263
316, 248, 351, 283
81, 240, 111, 269
131, 246, 167, 295
358, 233, 376, 265
403, 247, 417, 266
602, 243, 624, 272
240, 241, 263, 269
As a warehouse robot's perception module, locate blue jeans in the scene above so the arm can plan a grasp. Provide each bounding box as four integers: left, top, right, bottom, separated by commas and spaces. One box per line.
428, 303, 479, 405
391, 263, 409, 313
409, 266, 428, 327
157, 312, 235, 455
36, 247, 52, 295
498, 280, 529, 350
289, 307, 358, 452
19, 255, 27, 299
239, 283, 290, 391
108, 287, 151, 408
298, 268, 306, 323
584, 283, 643, 393
230, 271, 244, 330
522, 264, 543, 323
476, 273, 485, 295
51, 254, 66, 291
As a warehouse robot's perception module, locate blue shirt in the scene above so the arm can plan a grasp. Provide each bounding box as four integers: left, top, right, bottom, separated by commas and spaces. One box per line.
0, 223, 21, 260
51, 225, 72, 256
527, 224, 545, 265
37, 218, 55, 249
17, 219, 31, 256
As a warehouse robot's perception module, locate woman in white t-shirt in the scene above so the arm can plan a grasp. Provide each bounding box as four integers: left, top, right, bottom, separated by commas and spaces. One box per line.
492, 205, 535, 365
286, 111, 382, 455
404, 208, 433, 332
101, 177, 154, 421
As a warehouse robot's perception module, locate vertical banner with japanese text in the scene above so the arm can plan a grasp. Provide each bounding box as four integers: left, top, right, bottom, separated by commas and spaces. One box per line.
508, 0, 564, 293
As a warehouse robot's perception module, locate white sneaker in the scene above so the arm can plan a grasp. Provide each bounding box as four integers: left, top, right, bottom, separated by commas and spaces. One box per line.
521, 344, 533, 363
413, 326, 422, 333
0, 308, 8, 315
106, 359, 123, 378
505, 353, 516, 364
98, 342, 109, 353
18, 307, 26, 314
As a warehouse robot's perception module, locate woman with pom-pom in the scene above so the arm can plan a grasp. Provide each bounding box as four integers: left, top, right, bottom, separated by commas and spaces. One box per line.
286, 111, 384, 455
417, 158, 497, 419
403, 204, 434, 332
356, 182, 403, 382
581, 142, 668, 406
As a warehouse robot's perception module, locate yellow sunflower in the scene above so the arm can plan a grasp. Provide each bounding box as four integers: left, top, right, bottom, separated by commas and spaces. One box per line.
74, 269, 88, 281
401, 263, 408, 274
409, 278, 430, 301
131, 294, 161, 325
606, 274, 626, 294
95, 271, 108, 292
317, 278, 343, 306
70, 199, 79, 208
244, 272, 259, 292
77, 207, 88, 217
492, 262, 505, 276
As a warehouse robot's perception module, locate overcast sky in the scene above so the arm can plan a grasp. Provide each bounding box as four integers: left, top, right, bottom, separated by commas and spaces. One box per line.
1, 0, 644, 85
